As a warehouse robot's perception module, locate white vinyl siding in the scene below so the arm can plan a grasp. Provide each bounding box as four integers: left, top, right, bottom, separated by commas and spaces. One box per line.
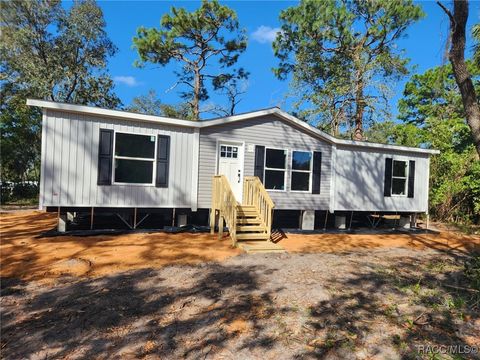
333, 145, 430, 212
198, 115, 333, 210
41, 110, 196, 208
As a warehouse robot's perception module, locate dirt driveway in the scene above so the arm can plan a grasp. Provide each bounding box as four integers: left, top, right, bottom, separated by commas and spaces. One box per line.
1, 211, 479, 359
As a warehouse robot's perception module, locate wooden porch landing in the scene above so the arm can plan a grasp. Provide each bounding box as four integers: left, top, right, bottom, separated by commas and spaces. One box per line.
237, 241, 286, 253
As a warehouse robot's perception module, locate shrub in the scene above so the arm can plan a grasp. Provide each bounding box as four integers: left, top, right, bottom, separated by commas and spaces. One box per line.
12, 182, 38, 199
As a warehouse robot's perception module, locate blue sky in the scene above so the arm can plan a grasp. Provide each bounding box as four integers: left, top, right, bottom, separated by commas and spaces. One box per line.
97, 1, 479, 119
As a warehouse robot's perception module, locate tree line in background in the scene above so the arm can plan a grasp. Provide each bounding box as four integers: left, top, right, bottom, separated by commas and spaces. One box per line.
1, 0, 120, 197
1, 0, 478, 224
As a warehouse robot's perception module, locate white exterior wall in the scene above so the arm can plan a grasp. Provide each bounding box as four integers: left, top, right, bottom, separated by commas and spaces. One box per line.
37, 104, 435, 214
198, 115, 333, 210
40, 110, 197, 208
333, 145, 430, 212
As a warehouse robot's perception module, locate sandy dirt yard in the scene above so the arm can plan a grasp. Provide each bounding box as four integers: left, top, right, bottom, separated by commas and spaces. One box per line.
1, 210, 480, 359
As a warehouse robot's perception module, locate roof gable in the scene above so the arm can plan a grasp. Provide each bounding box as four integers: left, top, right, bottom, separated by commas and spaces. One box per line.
27, 99, 439, 155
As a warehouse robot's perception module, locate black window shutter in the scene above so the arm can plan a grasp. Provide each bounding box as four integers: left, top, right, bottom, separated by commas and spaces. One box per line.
254, 145, 265, 182
408, 160, 415, 198
312, 151, 322, 194
156, 135, 170, 187
384, 158, 393, 197
97, 129, 113, 185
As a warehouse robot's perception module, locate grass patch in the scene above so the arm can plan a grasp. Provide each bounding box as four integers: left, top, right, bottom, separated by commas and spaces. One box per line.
446, 222, 480, 235
1, 197, 38, 206
425, 259, 461, 274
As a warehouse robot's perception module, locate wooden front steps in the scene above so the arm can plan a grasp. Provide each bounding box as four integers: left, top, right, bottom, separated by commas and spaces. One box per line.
235, 205, 269, 241
235, 204, 284, 252
211, 175, 275, 247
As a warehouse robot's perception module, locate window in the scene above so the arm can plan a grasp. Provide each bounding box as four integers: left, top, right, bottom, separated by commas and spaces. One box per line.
220, 145, 238, 158
391, 160, 408, 196
114, 133, 156, 184
291, 151, 312, 191
264, 148, 286, 190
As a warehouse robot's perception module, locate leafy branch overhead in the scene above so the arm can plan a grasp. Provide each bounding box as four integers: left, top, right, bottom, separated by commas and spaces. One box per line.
365, 62, 480, 222
1, 0, 120, 108
273, 0, 424, 138
133, 0, 248, 120
126, 89, 192, 119
1, 0, 120, 183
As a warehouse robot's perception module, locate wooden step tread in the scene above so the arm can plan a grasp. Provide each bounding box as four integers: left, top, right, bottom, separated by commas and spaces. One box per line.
237, 214, 259, 218
236, 218, 262, 224
236, 225, 266, 232
236, 233, 270, 240
237, 205, 256, 210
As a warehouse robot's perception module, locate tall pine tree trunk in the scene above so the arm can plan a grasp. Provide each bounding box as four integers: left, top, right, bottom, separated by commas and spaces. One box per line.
439, 0, 480, 157
354, 78, 365, 141
353, 45, 365, 141
192, 67, 201, 120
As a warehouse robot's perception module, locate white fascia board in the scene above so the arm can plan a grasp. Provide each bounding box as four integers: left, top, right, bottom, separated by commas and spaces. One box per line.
335, 140, 440, 155
26, 99, 198, 128
197, 108, 279, 127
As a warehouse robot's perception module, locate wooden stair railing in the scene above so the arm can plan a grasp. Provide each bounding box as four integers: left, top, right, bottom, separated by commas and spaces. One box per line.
242, 176, 275, 240
211, 175, 275, 247
210, 175, 238, 246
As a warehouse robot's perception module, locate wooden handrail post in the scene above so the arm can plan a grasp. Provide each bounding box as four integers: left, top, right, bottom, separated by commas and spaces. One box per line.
209, 209, 216, 234
211, 177, 216, 234
218, 214, 224, 240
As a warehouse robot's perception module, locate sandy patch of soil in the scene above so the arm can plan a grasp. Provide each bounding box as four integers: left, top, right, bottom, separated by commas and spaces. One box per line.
0, 211, 240, 282
1, 211, 479, 283
48, 258, 92, 277
279, 230, 480, 253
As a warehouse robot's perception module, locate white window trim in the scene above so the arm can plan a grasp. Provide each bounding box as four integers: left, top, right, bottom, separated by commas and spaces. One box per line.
112, 131, 157, 186
290, 149, 313, 193
264, 147, 288, 192
391, 159, 409, 197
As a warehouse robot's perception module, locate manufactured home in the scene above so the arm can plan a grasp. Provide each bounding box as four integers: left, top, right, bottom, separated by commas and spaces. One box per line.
27, 99, 439, 244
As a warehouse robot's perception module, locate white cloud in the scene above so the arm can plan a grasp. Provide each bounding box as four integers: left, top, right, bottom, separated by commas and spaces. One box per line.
251, 25, 280, 44
114, 76, 141, 87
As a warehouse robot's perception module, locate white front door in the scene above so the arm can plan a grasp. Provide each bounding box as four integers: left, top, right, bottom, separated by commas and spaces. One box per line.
217, 142, 244, 201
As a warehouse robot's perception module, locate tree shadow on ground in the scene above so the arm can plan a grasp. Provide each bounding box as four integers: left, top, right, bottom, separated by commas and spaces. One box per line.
2, 250, 478, 359
301, 253, 479, 359
1, 263, 284, 359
